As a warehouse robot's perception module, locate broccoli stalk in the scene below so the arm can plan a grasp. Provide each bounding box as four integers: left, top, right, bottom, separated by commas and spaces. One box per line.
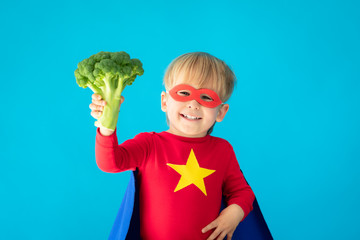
75, 51, 144, 131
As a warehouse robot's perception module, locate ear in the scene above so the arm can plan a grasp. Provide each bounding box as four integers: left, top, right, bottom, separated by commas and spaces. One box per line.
161, 91, 167, 112
215, 104, 229, 122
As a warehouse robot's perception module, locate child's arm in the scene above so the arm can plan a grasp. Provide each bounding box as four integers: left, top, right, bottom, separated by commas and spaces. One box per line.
90, 93, 124, 136
202, 204, 244, 240
92, 93, 151, 173
202, 142, 255, 240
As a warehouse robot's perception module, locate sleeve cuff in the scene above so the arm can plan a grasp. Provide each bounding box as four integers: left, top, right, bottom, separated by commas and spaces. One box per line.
96, 127, 118, 147
228, 200, 254, 220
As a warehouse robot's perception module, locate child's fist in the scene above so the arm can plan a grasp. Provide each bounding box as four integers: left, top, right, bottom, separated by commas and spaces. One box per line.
89, 94, 125, 119
90, 94, 106, 120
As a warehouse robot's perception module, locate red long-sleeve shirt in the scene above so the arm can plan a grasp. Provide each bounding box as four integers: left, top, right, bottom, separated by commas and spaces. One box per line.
95, 129, 254, 239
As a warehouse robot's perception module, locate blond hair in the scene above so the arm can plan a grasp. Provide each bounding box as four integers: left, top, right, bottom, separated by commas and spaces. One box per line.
163, 52, 236, 102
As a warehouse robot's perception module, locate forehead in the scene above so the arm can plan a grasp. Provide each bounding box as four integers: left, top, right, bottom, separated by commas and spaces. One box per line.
170, 70, 220, 92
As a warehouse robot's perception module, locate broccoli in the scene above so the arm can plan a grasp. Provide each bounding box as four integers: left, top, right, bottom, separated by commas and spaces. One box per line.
75, 51, 144, 131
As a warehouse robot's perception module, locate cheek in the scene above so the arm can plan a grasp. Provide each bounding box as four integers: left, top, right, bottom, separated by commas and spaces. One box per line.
168, 98, 184, 110
204, 109, 219, 120
165, 101, 179, 117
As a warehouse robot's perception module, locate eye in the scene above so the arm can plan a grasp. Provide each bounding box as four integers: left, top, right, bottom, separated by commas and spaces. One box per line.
200, 94, 213, 102
177, 90, 191, 96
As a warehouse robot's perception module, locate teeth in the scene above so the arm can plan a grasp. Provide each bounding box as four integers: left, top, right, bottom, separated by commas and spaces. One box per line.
182, 114, 200, 120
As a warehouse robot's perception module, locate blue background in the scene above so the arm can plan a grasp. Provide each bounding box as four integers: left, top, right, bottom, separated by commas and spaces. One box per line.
1, 0, 359, 239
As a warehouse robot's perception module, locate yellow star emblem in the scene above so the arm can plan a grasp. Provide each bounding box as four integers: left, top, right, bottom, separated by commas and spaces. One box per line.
167, 149, 215, 196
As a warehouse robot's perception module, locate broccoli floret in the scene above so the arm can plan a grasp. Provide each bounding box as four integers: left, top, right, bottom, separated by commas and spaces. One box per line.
75, 51, 144, 130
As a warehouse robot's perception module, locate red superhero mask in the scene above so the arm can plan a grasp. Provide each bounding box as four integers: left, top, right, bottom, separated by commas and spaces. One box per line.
168, 84, 223, 108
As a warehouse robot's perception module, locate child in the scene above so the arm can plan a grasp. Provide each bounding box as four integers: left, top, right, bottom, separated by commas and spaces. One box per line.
91, 52, 255, 240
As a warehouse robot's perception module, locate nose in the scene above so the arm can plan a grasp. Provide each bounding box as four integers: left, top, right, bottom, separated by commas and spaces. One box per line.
187, 99, 200, 110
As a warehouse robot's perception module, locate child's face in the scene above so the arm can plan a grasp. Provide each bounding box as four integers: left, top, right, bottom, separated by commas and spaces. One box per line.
161, 78, 229, 138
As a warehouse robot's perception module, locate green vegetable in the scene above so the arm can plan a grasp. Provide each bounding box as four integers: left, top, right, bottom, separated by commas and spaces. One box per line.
75, 51, 144, 130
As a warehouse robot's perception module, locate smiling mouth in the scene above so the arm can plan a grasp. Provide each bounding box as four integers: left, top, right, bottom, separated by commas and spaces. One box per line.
181, 114, 202, 120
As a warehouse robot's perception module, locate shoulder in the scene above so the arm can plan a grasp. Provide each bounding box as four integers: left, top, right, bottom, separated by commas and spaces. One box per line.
134, 131, 156, 138
132, 131, 171, 144
120, 132, 156, 146
208, 135, 234, 149
131, 131, 157, 142
208, 135, 237, 160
